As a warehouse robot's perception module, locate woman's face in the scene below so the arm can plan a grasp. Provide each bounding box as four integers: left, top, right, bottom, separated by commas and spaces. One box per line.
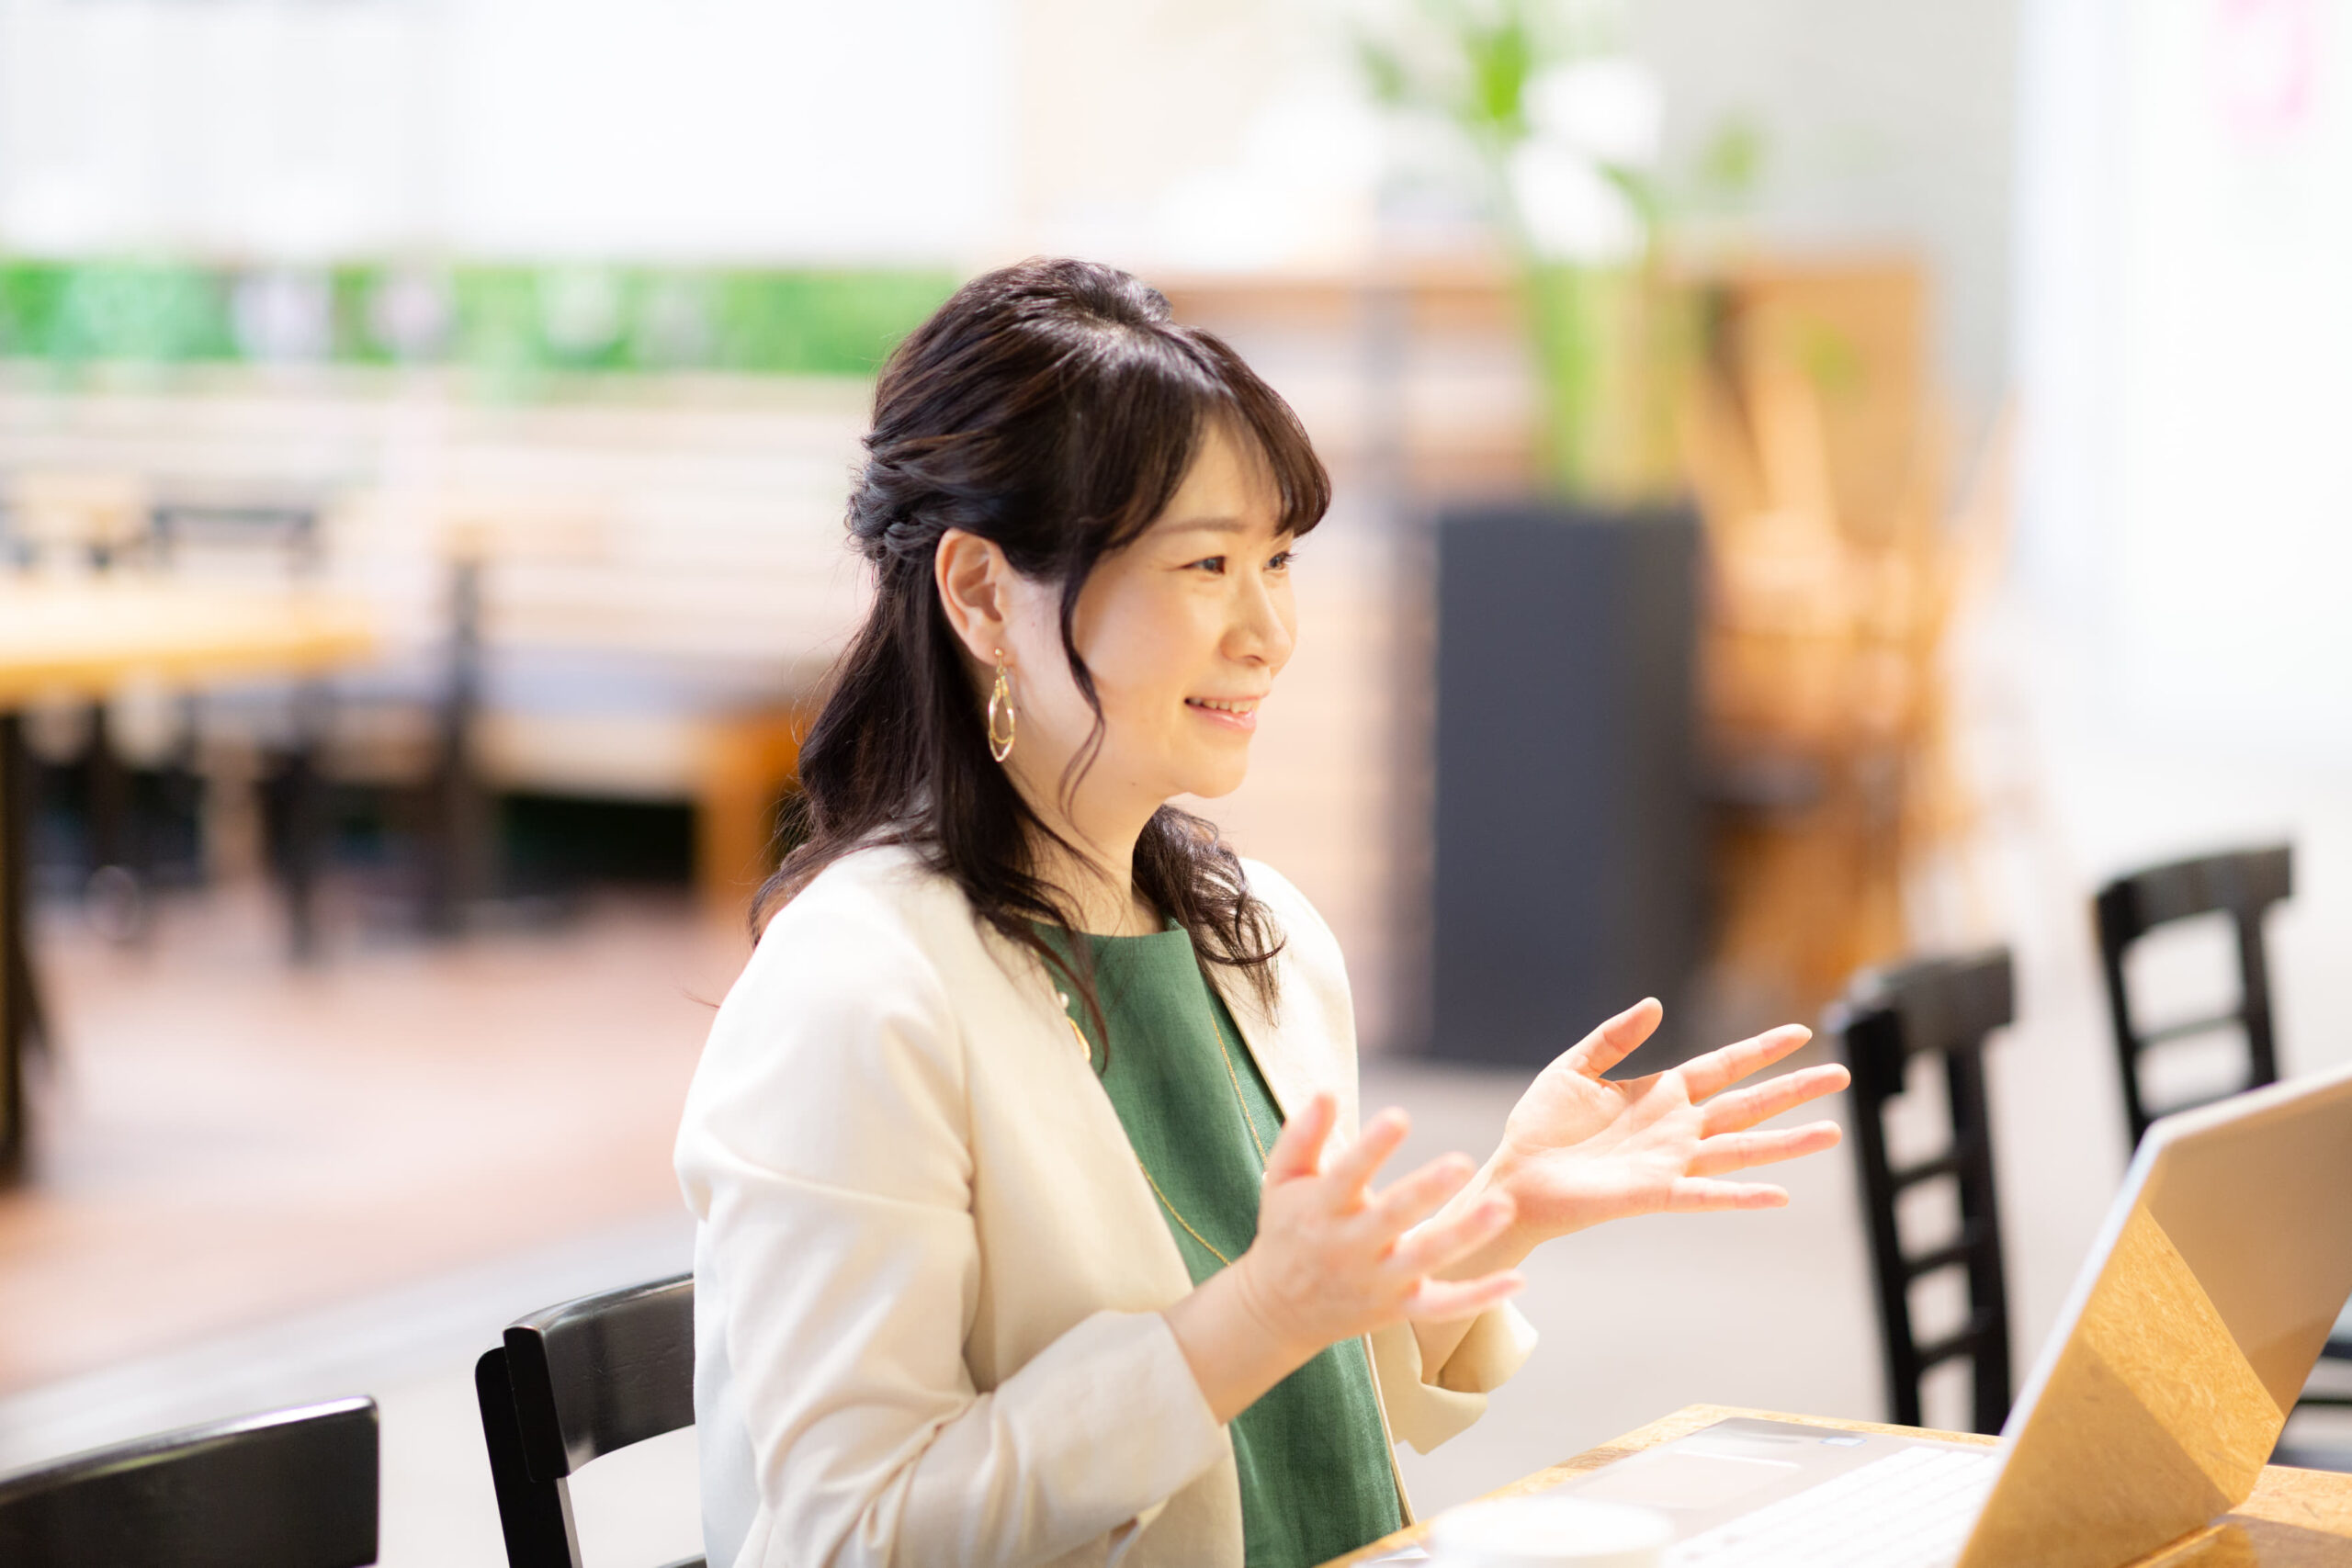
999, 419, 1299, 831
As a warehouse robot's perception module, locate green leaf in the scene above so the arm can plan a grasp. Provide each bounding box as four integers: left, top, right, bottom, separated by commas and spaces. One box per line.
1461, 2, 1535, 141
1697, 115, 1768, 201
1355, 35, 1414, 108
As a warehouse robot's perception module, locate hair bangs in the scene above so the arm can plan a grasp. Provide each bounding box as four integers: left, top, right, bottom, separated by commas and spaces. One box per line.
1190, 333, 1332, 542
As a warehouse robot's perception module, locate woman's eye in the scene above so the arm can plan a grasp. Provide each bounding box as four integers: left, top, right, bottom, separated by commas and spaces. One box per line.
1189, 556, 1227, 575
1267, 549, 1295, 572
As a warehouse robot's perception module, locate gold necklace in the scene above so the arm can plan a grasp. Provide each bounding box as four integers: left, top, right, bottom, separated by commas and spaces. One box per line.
1059, 987, 1271, 1268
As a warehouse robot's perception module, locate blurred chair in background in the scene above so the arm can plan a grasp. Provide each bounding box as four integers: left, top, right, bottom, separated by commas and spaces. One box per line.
419, 517, 497, 934
0, 471, 337, 953
427, 496, 808, 931
1829, 946, 2016, 1435
1685, 262, 2010, 1014
475, 1272, 700, 1568
150, 491, 334, 956
3, 471, 152, 572
0, 1396, 379, 1568
2094, 842, 2290, 1149
2, 471, 166, 942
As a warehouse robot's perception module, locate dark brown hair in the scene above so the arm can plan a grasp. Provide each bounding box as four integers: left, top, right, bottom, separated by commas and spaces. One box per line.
753, 257, 1332, 1038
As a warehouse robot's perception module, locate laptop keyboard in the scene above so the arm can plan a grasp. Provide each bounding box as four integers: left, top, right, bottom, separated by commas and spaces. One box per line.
1667, 1444, 1998, 1567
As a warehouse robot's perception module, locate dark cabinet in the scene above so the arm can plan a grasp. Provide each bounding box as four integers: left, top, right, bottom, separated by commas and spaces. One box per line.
1428, 502, 1704, 1066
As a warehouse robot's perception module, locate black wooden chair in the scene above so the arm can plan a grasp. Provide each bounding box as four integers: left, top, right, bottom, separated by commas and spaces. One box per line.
2095, 842, 2291, 1149
0, 1396, 378, 1567
1829, 947, 2017, 1435
476, 1271, 703, 1568
2103, 846, 2352, 1439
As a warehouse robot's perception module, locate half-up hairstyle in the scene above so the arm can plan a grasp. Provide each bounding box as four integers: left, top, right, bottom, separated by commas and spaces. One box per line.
753, 257, 1332, 1042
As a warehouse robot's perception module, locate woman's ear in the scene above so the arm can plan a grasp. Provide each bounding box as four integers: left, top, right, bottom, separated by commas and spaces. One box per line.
934, 528, 1012, 667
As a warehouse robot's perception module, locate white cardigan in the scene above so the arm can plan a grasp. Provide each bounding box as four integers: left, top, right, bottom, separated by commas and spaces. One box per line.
674, 843, 1537, 1568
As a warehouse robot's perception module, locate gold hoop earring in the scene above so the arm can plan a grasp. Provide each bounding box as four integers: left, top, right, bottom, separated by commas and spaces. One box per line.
987, 649, 1017, 762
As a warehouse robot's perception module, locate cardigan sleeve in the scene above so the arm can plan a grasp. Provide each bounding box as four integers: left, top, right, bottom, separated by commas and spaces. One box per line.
1236, 858, 1541, 1456
1367, 1306, 1541, 1453
677, 888, 1227, 1568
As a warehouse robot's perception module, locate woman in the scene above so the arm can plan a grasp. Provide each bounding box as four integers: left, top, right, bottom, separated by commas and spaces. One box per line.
674, 258, 1849, 1568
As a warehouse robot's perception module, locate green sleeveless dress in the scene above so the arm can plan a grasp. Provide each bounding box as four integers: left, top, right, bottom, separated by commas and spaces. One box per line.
1046, 926, 1404, 1568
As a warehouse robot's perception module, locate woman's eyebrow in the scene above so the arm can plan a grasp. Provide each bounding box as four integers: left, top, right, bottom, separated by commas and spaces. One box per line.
1160, 514, 1301, 541
1157, 515, 1256, 536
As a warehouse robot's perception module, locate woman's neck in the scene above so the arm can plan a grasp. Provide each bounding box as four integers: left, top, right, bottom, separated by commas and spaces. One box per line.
1010, 770, 1161, 937
1025, 826, 1160, 936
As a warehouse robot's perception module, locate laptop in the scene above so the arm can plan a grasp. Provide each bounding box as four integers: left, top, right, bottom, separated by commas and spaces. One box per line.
1436, 1061, 2352, 1568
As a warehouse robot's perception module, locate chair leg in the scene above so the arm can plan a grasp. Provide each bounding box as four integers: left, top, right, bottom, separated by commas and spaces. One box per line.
424, 558, 489, 937
476, 1347, 583, 1568
81, 702, 126, 878
0, 713, 33, 1179
277, 683, 337, 964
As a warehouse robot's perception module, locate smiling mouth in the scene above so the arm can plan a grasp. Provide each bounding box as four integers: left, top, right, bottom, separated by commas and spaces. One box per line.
1184, 696, 1263, 731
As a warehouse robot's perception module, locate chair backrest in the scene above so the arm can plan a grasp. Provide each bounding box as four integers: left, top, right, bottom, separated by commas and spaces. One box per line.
2095, 843, 2291, 1149
1829, 946, 2016, 1435
0, 1396, 378, 1568
2, 471, 152, 570
476, 1271, 701, 1568
149, 498, 323, 579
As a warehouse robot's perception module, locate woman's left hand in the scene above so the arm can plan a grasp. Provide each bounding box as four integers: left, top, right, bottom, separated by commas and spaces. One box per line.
1477, 997, 1850, 1250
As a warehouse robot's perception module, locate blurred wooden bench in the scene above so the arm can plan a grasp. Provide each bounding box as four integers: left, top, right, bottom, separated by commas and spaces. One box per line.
694, 705, 804, 922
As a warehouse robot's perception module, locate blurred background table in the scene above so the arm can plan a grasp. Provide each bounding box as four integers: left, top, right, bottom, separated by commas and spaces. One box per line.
1326, 1404, 2352, 1567
0, 577, 376, 1177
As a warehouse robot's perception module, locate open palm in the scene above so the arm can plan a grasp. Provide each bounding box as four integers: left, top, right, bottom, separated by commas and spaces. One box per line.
1491, 998, 1850, 1241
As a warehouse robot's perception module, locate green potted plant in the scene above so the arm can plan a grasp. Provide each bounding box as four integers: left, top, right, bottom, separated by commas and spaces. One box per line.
1358, 0, 1690, 500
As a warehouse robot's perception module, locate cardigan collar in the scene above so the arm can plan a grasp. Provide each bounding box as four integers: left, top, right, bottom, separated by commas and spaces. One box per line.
988, 913, 1317, 1127
1204, 961, 1315, 1126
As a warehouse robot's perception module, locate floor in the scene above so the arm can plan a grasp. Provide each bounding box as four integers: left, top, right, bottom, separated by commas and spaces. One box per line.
3, 588, 2350, 1565
0, 881, 741, 1395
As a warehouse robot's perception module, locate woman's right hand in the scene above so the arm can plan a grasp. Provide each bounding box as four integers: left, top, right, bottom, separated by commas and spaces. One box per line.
1163, 1094, 1523, 1424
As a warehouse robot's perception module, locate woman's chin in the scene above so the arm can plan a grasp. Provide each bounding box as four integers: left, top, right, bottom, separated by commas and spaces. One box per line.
1170, 759, 1252, 802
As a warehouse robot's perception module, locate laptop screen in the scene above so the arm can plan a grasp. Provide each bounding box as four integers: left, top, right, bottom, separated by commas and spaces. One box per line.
1958, 1062, 2352, 1568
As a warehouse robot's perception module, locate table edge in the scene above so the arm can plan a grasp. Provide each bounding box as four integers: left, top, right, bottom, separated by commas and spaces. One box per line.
1322, 1404, 1996, 1567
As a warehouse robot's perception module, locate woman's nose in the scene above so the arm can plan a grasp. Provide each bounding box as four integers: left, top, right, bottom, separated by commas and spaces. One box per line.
1230, 577, 1295, 668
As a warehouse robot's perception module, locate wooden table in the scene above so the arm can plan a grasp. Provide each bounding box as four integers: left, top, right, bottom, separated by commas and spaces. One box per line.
0, 577, 376, 1176
1326, 1404, 2352, 1566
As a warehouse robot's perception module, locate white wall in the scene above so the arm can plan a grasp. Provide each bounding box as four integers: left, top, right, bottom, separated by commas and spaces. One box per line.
436, 0, 1006, 263
2017, 0, 2352, 763
0, 0, 432, 255
1630, 0, 2022, 426
0, 0, 1008, 264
